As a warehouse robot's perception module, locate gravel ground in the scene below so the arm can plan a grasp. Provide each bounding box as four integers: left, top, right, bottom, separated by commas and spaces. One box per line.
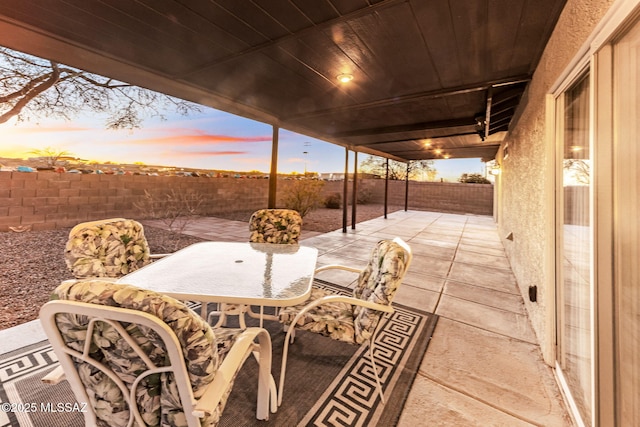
0, 227, 205, 330
0, 204, 403, 330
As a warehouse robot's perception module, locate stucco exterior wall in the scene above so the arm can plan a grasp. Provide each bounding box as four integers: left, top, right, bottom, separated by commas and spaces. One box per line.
497, 0, 614, 359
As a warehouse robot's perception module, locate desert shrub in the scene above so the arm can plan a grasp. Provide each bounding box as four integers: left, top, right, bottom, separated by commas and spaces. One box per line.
134, 188, 205, 241
324, 192, 342, 209
357, 187, 373, 204
282, 179, 325, 218
458, 173, 491, 184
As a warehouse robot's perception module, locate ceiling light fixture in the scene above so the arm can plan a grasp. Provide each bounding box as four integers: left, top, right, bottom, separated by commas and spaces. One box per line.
434, 148, 442, 155
422, 139, 432, 147
443, 154, 451, 159
336, 73, 353, 83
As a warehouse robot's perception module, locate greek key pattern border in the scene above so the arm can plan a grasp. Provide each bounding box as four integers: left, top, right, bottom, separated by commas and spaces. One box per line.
303, 282, 428, 427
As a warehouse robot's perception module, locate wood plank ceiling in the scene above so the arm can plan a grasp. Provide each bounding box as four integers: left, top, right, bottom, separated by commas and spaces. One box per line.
0, 0, 566, 162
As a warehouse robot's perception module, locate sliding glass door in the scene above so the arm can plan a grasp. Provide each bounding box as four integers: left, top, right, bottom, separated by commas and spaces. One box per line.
556, 72, 592, 426
553, 4, 640, 425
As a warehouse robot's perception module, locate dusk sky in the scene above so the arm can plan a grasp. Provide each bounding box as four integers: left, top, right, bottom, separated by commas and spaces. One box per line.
1, 106, 486, 180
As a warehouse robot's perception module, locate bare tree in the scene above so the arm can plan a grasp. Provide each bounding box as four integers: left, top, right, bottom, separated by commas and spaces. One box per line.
0, 47, 200, 128
458, 173, 491, 184
359, 155, 436, 180
29, 146, 73, 168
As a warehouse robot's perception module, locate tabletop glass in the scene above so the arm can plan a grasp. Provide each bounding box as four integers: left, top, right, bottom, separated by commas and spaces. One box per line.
117, 242, 318, 306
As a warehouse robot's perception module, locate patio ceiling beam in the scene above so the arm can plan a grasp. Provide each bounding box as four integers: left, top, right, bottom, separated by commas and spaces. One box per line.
393, 144, 501, 155
286, 75, 531, 122
332, 118, 476, 139
330, 144, 408, 163
354, 130, 479, 147
391, 144, 501, 160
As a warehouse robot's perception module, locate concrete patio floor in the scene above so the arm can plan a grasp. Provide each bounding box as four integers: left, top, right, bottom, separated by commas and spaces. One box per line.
1, 209, 573, 426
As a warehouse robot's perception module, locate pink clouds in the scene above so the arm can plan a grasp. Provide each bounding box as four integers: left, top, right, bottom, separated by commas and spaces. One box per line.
172, 150, 249, 157
126, 132, 271, 146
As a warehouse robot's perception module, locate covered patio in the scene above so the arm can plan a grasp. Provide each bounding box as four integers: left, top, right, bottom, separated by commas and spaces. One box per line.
6, 1, 638, 424
1, 210, 571, 425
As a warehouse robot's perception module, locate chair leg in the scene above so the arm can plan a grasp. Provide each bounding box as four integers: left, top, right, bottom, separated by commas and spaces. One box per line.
251, 349, 279, 414
368, 342, 385, 404
255, 331, 273, 420
278, 324, 296, 407
281, 324, 297, 343
200, 302, 208, 319
269, 376, 278, 413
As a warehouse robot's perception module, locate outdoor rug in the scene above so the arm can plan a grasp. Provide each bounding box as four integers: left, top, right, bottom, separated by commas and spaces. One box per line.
0, 280, 438, 427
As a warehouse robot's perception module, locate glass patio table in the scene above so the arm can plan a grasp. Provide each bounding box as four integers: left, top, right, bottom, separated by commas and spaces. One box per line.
117, 241, 317, 413
116, 241, 318, 327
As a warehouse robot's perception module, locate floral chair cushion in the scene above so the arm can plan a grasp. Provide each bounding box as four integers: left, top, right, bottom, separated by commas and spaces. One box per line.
278, 287, 356, 343
352, 239, 408, 344
51, 280, 239, 427
278, 240, 409, 345
64, 218, 151, 279
249, 209, 302, 244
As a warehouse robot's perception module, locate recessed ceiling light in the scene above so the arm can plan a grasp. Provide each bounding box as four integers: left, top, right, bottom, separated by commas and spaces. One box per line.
443, 154, 451, 159
337, 73, 353, 83
434, 148, 442, 155
422, 139, 432, 147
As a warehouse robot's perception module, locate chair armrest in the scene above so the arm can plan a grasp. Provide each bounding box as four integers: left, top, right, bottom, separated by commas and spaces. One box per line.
193, 327, 272, 419
42, 365, 66, 384
314, 264, 362, 275
289, 295, 394, 326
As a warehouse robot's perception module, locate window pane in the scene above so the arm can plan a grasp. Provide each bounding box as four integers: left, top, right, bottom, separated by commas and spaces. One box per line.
559, 72, 592, 425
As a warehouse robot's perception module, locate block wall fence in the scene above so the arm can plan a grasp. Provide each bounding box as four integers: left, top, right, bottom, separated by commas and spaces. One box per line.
0, 171, 493, 231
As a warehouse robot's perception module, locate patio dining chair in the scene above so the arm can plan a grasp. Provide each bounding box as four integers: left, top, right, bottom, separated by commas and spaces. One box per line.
40, 280, 272, 427
208, 208, 303, 328
64, 218, 169, 282
277, 237, 412, 406
248, 208, 302, 244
